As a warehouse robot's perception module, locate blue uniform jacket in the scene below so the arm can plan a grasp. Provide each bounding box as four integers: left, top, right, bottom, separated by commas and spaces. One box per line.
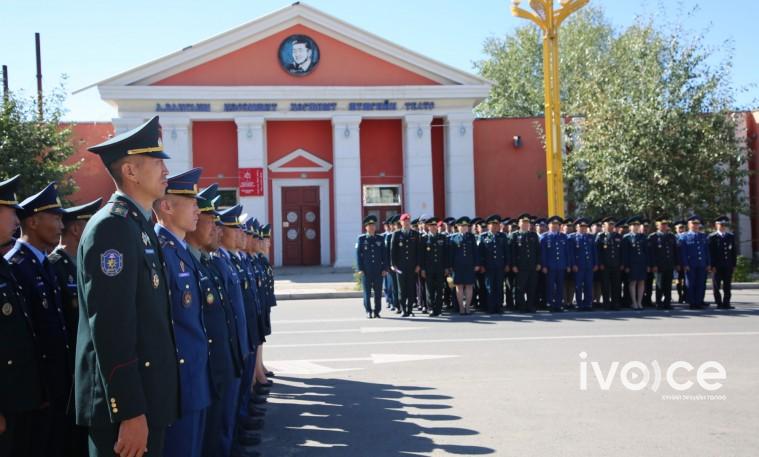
156, 226, 211, 414
569, 232, 596, 270
678, 231, 710, 268
212, 250, 251, 357
540, 231, 570, 270
5, 241, 71, 407
356, 233, 388, 276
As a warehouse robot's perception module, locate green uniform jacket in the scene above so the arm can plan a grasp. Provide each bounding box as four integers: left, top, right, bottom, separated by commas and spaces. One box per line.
75, 194, 179, 427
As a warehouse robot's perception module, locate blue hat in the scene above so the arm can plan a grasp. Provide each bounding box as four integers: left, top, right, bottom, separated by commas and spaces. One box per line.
674, 219, 686, 227
63, 197, 102, 222
0, 175, 22, 210
88, 116, 170, 167
18, 182, 65, 219
197, 183, 219, 200
563, 217, 574, 225
166, 167, 202, 197
547, 215, 563, 224
410, 217, 419, 225
443, 217, 456, 225
425, 216, 440, 225
627, 216, 642, 225
575, 217, 590, 226
217, 204, 243, 228
363, 215, 378, 226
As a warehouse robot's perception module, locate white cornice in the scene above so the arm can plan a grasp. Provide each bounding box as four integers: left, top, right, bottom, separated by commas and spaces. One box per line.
269, 148, 333, 173
76, 3, 491, 93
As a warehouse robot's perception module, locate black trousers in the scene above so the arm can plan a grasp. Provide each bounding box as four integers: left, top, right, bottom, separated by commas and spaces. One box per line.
643, 272, 654, 306
417, 276, 427, 309
655, 268, 674, 307
536, 270, 546, 309
425, 270, 445, 314
713, 267, 734, 307
362, 273, 383, 313
601, 266, 622, 309
89, 424, 165, 457
515, 267, 538, 312
396, 271, 417, 314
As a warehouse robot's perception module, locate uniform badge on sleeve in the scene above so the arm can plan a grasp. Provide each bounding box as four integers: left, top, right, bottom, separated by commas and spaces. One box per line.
100, 249, 124, 277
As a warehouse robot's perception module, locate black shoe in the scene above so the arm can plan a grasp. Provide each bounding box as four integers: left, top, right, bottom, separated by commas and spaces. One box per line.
689, 304, 703, 310
238, 431, 261, 446
239, 417, 264, 430
374, 312, 381, 318
251, 395, 267, 405
402, 312, 410, 317
395, 308, 402, 314
254, 384, 270, 395
247, 403, 266, 416
717, 305, 735, 309
367, 312, 373, 319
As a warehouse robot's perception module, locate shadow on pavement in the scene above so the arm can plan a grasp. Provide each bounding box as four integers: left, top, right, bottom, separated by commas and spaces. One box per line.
259, 376, 495, 456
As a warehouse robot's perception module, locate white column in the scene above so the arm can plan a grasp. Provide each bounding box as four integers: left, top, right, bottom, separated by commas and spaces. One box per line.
159, 117, 192, 176
402, 114, 434, 216
111, 117, 144, 135
235, 117, 267, 223
332, 115, 362, 268
444, 112, 476, 217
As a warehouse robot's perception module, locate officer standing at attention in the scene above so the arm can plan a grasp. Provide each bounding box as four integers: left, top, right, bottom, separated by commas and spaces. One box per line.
569, 218, 596, 311
510, 214, 541, 313
153, 167, 211, 457
49, 198, 102, 355
77, 116, 179, 457
596, 217, 623, 310
541, 216, 570, 312
561, 218, 576, 308
5, 182, 71, 457
678, 216, 711, 309
390, 214, 421, 317
648, 217, 678, 309
449, 217, 480, 315
356, 215, 388, 319
420, 217, 449, 317
478, 214, 510, 314
48, 197, 102, 457
674, 220, 688, 303
185, 187, 248, 457
709, 216, 737, 309
381, 217, 397, 312
622, 217, 649, 310
0, 175, 43, 457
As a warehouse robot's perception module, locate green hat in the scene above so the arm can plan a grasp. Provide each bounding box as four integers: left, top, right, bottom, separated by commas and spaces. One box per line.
88, 116, 170, 167
63, 198, 102, 222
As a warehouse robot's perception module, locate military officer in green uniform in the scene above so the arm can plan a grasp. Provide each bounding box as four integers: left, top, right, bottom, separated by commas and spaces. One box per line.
0, 175, 43, 457
76, 116, 179, 457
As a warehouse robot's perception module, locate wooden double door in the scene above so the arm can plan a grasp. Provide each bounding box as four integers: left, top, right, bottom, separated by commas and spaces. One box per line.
281, 186, 321, 266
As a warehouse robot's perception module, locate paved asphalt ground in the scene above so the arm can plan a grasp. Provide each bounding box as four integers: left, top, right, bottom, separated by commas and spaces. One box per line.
257, 292, 759, 456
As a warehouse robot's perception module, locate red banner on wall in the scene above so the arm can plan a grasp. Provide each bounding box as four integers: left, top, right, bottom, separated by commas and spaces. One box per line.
238, 168, 264, 196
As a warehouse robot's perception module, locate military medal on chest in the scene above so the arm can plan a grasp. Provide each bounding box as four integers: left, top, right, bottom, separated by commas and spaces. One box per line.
142, 232, 151, 246
206, 291, 215, 305
1, 302, 12, 316
182, 289, 192, 307
152, 272, 160, 288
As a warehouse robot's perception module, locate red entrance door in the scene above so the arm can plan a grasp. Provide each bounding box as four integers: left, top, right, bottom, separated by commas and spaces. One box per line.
281, 186, 321, 266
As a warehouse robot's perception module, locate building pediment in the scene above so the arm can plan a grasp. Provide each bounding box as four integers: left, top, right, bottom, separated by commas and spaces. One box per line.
269, 148, 332, 173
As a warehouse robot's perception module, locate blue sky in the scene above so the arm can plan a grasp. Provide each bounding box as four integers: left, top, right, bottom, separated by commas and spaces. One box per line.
2, 0, 757, 121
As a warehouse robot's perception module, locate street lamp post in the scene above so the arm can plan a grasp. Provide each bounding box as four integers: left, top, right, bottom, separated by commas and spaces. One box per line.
511, 0, 587, 217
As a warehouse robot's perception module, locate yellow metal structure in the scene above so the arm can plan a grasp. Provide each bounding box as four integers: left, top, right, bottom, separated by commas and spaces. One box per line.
510, 0, 588, 217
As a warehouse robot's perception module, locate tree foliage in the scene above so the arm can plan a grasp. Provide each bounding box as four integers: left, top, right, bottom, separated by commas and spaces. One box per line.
475, 5, 748, 221
0, 84, 80, 201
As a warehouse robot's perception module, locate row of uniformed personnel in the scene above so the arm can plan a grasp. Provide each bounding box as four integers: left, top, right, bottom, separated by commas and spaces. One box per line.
0, 116, 275, 457
356, 212, 738, 318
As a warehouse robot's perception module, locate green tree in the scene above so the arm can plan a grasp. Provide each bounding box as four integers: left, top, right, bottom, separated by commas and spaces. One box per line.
0, 84, 80, 201
475, 5, 747, 221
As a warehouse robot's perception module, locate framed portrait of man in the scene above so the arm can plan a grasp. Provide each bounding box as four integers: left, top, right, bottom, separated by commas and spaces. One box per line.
279, 34, 320, 76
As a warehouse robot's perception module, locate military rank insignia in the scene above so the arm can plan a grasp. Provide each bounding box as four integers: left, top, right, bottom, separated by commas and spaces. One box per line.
1, 302, 12, 316
110, 203, 128, 217
182, 290, 192, 307
142, 232, 151, 246
101, 249, 124, 277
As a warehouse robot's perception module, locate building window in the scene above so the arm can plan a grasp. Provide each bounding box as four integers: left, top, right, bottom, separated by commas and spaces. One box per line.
362, 185, 402, 207
217, 189, 239, 209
